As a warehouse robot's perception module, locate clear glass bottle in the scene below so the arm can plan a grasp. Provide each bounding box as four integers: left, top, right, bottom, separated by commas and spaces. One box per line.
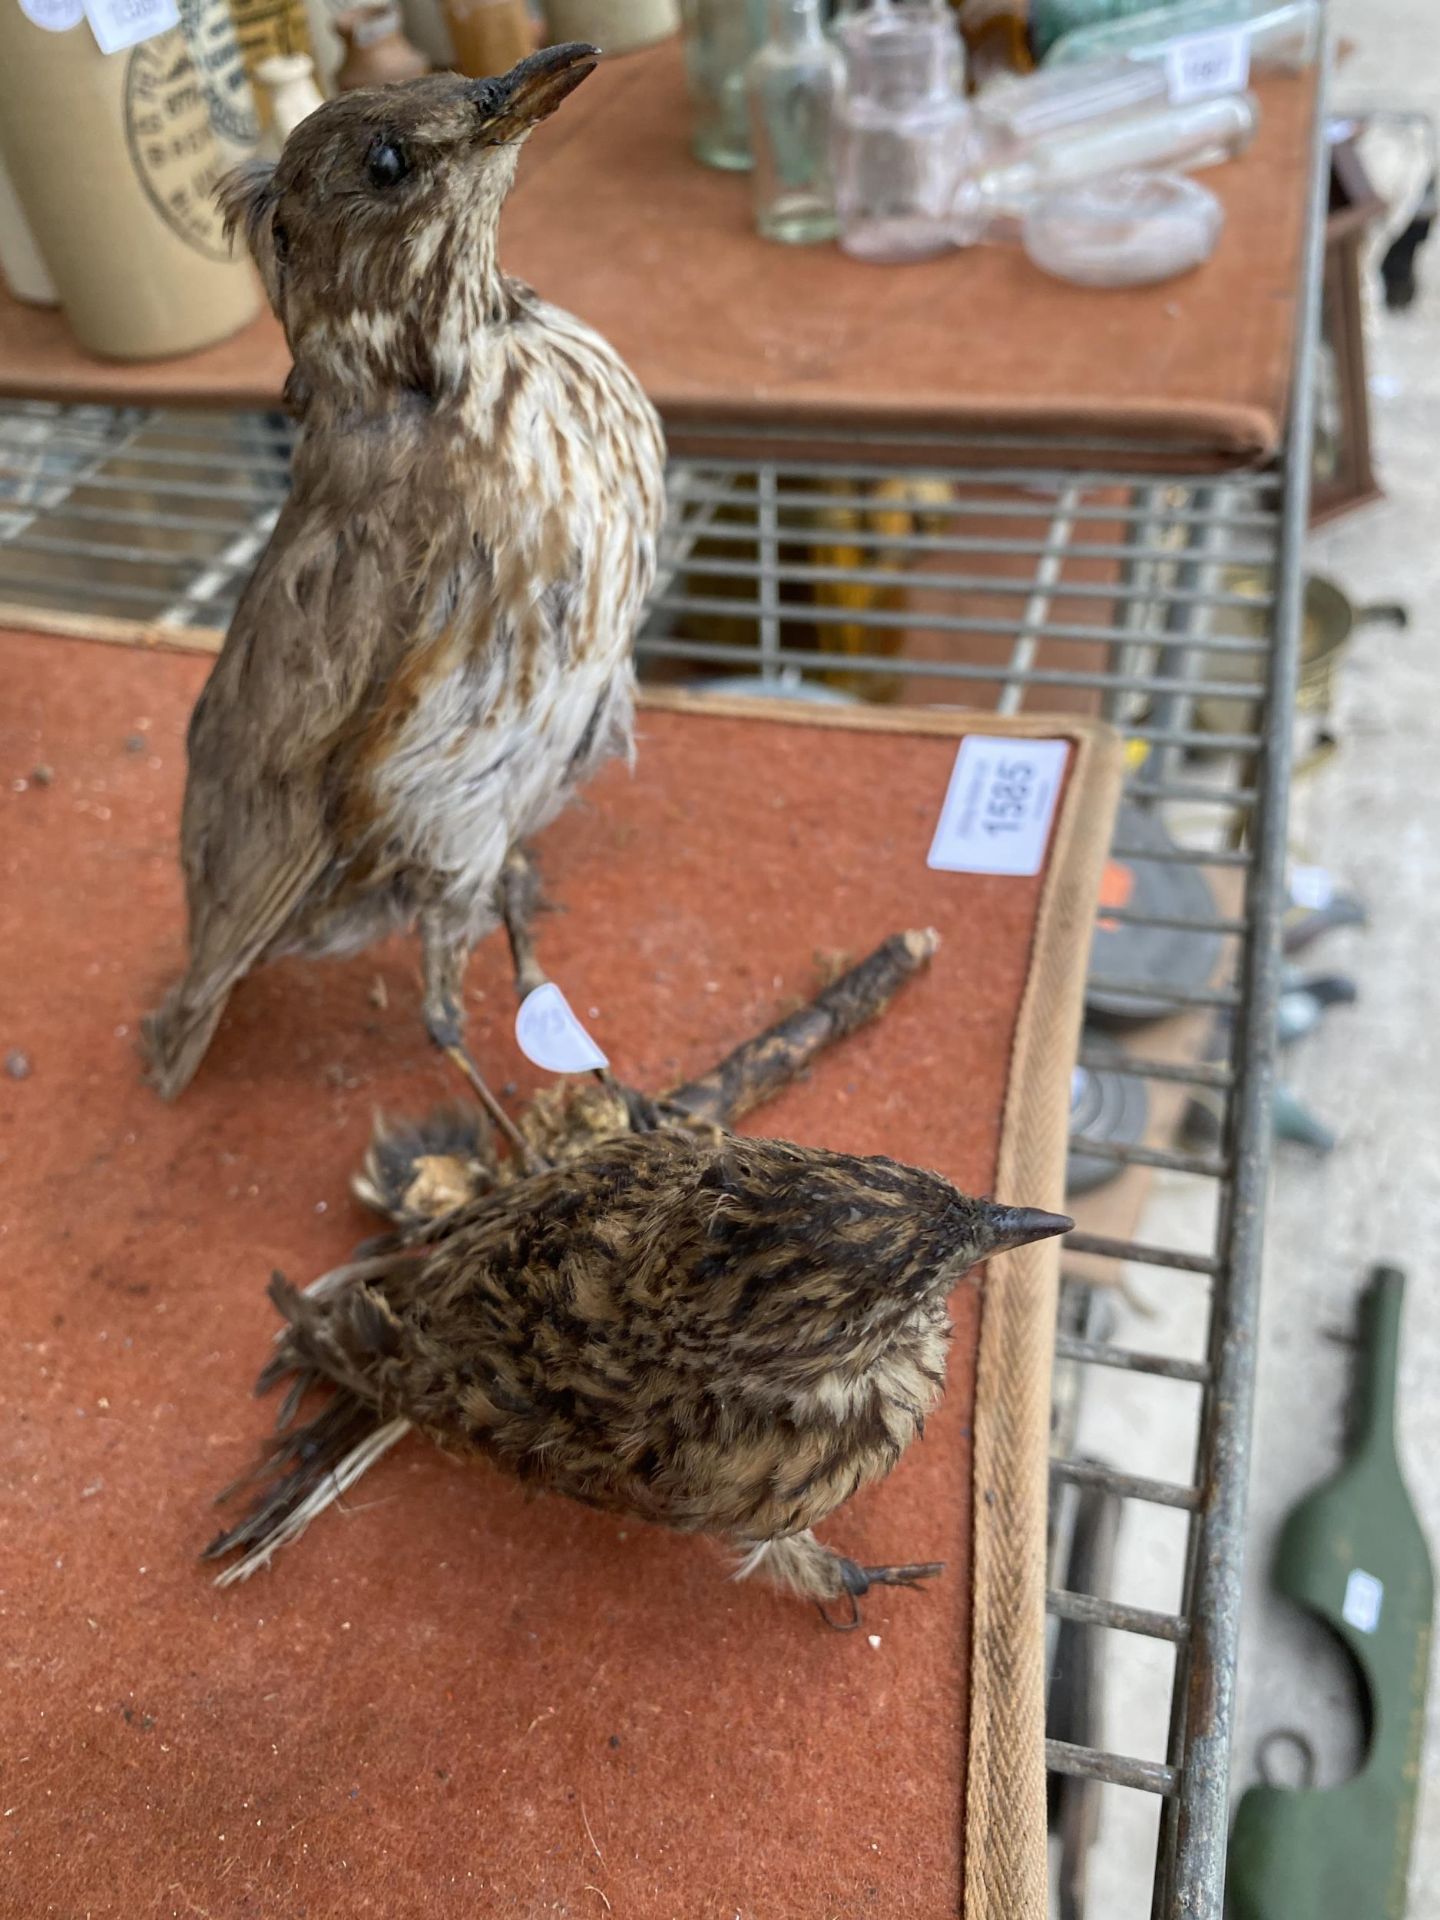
680, 0, 767, 171
831, 0, 966, 89
747, 0, 845, 242
832, 0, 975, 261
965, 87, 1258, 240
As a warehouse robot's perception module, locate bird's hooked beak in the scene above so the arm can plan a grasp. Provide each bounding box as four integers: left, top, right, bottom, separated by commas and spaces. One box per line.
470, 42, 601, 140
972, 1203, 1073, 1262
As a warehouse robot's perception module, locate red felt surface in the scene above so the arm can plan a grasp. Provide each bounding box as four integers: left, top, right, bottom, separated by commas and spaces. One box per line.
1, 630, 1081, 1917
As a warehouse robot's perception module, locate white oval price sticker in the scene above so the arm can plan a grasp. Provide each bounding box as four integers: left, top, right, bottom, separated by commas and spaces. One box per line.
515, 983, 609, 1075
19, 0, 85, 28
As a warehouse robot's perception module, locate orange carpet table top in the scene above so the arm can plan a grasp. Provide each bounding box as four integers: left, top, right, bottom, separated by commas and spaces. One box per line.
0, 626, 1121, 1918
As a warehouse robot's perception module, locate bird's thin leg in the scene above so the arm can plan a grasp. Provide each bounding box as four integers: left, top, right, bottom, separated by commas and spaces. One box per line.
498, 845, 548, 1002
497, 847, 662, 1133
420, 910, 547, 1175
440, 1042, 539, 1172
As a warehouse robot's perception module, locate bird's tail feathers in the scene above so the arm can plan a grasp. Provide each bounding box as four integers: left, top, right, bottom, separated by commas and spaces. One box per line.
203, 1396, 410, 1585
258, 1267, 407, 1408
140, 980, 233, 1101
204, 1263, 416, 1584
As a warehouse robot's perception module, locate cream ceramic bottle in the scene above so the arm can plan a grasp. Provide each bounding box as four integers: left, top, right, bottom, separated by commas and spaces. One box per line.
0, 10, 261, 358
181, 0, 265, 169
542, 0, 678, 54
0, 157, 58, 306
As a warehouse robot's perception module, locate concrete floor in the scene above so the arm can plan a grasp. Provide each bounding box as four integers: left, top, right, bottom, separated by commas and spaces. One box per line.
1074, 8, 1440, 1913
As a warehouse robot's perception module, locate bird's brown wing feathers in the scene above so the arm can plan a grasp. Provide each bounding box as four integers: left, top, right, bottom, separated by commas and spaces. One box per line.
174, 490, 476, 1002
366, 1133, 965, 1401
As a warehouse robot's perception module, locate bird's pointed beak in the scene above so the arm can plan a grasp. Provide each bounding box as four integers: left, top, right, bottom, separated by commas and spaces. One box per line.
973, 1203, 1073, 1260
471, 42, 601, 138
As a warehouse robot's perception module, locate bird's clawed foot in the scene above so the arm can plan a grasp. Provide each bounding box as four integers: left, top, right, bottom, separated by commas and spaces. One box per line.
425, 1003, 547, 1178
816, 1557, 947, 1632
611, 1077, 664, 1132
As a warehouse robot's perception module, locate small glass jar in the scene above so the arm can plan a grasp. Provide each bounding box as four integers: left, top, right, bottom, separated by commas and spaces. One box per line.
747, 0, 845, 242
832, 1, 975, 261
680, 0, 767, 170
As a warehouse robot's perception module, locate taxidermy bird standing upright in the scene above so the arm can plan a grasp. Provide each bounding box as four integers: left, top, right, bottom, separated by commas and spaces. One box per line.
142, 47, 665, 1120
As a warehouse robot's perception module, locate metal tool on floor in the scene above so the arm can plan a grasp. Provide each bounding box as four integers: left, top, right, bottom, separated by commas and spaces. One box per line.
1227, 1266, 1435, 1920
1186, 1058, 1338, 1154
1270, 1083, 1336, 1153
1047, 1465, 1123, 1920
1066, 1035, 1149, 1195
1284, 861, 1367, 951
1283, 883, 1367, 954
1276, 966, 1357, 1046
1188, 871, 1361, 1152
1086, 804, 1223, 1027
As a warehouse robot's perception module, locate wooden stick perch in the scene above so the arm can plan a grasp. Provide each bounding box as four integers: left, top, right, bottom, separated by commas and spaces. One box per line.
665, 928, 941, 1127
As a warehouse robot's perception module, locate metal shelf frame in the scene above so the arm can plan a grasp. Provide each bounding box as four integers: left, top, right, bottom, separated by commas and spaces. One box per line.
0, 93, 1324, 1914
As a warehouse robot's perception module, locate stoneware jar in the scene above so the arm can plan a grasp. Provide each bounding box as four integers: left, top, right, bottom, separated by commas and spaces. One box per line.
0, 158, 58, 307
443, 0, 533, 76
227, 0, 317, 131
542, 0, 679, 54
0, 11, 261, 358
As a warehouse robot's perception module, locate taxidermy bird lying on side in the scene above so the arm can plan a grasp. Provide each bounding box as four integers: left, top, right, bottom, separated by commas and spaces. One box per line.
207, 1130, 1069, 1620
205, 926, 1071, 1623
143, 47, 665, 1124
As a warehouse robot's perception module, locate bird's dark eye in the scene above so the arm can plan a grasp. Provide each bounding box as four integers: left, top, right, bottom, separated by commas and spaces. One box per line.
366, 138, 410, 189
471, 80, 503, 119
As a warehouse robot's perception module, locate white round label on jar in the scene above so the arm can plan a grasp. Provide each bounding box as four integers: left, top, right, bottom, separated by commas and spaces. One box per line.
19, 0, 86, 29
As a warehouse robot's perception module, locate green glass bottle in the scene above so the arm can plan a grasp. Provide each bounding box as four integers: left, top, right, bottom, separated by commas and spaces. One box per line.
746, 0, 844, 241
1228, 1266, 1435, 1920
681, 0, 767, 170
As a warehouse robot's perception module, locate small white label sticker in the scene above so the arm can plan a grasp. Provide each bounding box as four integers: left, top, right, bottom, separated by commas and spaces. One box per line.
1342, 1567, 1384, 1635
19, 0, 86, 29
84, 0, 179, 56
927, 736, 1069, 878
1164, 27, 1251, 105
515, 983, 609, 1075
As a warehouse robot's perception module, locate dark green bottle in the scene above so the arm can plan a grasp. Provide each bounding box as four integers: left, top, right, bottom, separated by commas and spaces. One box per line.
1228, 1266, 1434, 1920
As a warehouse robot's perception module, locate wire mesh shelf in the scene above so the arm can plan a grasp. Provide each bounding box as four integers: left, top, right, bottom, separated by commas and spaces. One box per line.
0, 404, 1303, 1918
1, 30, 1341, 1845
0, 19, 1335, 1905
